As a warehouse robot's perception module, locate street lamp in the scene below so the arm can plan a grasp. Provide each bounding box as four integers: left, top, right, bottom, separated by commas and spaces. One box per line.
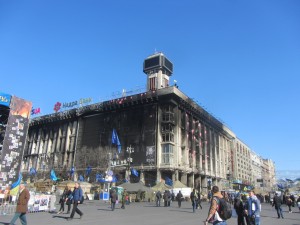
126, 145, 134, 182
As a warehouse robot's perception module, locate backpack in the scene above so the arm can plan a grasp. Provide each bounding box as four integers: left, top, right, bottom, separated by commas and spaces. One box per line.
214, 196, 232, 220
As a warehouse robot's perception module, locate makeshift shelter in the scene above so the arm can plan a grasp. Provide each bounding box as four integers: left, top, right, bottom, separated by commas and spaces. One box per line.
172, 180, 187, 188
151, 181, 172, 192
56, 181, 92, 194
171, 180, 192, 198
119, 181, 149, 193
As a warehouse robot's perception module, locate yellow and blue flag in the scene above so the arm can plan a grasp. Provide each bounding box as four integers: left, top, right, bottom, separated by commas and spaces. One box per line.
10, 173, 22, 196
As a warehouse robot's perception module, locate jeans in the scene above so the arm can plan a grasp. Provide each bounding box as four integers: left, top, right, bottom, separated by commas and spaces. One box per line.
276, 206, 284, 218
10, 212, 27, 225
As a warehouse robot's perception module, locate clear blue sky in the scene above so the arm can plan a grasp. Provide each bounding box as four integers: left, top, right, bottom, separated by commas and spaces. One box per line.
1, 1, 299, 173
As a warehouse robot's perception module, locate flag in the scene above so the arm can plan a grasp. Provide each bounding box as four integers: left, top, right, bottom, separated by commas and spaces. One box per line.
112, 129, 121, 153
29, 167, 37, 175
112, 175, 118, 183
10, 173, 22, 196
165, 176, 173, 186
286, 178, 294, 183
79, 175, 84, 182
131, 168, 139, 177
277, 183, 284, 189
86, 166, 92, 176
50, 169, 58, 181
70, 167, 75, 176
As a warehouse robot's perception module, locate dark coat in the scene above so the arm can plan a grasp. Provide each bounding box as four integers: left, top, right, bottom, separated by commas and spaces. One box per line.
110, 191, 117, 203
16, 188, 30, 213
272, 195, 281, 208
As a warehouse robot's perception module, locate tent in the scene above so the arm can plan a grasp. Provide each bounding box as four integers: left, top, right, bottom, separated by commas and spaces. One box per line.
151, 181, 172, 192
172, 180, 187, 188
119, 181, 149, 193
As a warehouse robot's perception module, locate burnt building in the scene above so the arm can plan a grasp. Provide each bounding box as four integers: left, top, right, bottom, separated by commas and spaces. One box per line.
23, 53, 235, 191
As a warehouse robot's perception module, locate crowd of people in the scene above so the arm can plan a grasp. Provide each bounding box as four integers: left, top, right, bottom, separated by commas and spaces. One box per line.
2, 181, 300, 225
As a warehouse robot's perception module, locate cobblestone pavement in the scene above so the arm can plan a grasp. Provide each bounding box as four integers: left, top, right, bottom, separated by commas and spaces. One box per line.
1, 200, 299, 225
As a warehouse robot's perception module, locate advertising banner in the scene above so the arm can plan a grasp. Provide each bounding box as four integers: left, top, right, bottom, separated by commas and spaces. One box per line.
0, 92, 11, 107
0, 96, 32, 187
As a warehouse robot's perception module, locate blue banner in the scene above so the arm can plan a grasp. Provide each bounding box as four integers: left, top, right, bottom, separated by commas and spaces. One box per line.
111, 129, 122, 153
131, 168, 139, 177
0, 92, 11, 107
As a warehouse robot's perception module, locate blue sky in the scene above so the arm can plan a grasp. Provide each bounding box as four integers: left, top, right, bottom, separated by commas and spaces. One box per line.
1, 1, 299, 174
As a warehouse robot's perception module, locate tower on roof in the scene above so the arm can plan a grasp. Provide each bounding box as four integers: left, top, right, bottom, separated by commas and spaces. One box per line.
143, 52, 173, 91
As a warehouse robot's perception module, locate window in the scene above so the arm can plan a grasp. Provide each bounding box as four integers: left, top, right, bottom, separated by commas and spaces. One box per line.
162, 144, 173, 164
150, 77, 156, 90
162, 133, 174, 142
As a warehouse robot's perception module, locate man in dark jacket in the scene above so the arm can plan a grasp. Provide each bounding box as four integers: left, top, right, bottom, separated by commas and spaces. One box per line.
272, 193, 284, 219
10, 183, 30, 225
156, 191, 162, 207
110, 189, 117, 211
67, 182, 83, 220
176, 190, 183, 208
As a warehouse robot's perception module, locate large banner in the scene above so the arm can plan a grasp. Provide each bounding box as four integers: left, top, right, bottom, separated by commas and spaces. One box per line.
0, 96, 32, 188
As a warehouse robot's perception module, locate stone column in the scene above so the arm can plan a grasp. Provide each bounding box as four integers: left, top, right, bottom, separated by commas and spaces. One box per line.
156, 169, 161, 183
181, 173, 188, 186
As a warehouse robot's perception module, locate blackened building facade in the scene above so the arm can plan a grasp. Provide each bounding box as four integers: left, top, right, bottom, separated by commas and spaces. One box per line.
23, 53, 240, 191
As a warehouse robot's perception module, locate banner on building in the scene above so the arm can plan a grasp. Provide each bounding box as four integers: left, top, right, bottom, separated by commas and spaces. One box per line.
0, 92, 11, 107
0, 96, 32, 187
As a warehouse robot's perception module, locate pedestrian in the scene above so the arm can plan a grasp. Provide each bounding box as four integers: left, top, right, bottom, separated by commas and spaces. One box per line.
67, 182, 83, 221
9, 183, 30, 225
272, 193, 284, 219
234, 196, 246, 225
110, 189, 117, 211
155, 190, 162, 207
204, 185, 227, 225
176, 190, 183, 208
286, 196, 293, 213
190, 188, 197, 213
121, 189, 127, 209
197, 191, 202, 209
296, 195, 300, 212
65, 186, 73, 214
163, 190, 168, 207
244, 190, 260, 225
57, 186, 68, 214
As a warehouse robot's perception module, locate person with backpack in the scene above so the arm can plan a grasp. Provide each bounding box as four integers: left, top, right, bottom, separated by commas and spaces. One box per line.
67, 182, 84, 221
205, 186, 230, 225
244, 190, 260, 225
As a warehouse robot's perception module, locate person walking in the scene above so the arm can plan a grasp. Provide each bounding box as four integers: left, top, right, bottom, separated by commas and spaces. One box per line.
296, 195, 300, 212
190, 189, 197, 213
286, 196, 293, 213
272, 193, 284, 219
197, 191, 203, 210
9, 183, 30, 225
121, 189, 127, 209
234, 196, 246, 225
57, 186, 69, 214
244, 190, 260, 225
67, 182, 83, 221
204, 186, 227, 225
176, 190, 183, 208
110, 189, 117, 211
155, 190, 162, 207
65, 186, 73, 214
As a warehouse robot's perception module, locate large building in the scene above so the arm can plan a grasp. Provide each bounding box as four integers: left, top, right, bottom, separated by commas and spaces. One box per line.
22, 53, 276, 192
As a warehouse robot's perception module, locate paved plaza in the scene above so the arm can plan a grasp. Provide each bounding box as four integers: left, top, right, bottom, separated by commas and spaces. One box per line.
1, 200, 299, 225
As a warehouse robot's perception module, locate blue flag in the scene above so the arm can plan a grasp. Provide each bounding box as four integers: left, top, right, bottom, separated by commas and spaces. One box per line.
50, 169, 58, 181
29, 167, 37, 175
131, 168, 139, 177
112, 129, 121, 153
70, 167, 75, 176
165, 177, 173, 186
79, 175, 84, 182
86, 166, 92, 176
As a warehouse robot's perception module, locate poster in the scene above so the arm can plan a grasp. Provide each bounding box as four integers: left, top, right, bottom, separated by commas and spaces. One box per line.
0, 96, 32, 187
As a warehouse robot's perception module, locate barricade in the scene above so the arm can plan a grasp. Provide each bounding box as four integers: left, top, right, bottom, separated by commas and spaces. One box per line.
0, 202, 16, 216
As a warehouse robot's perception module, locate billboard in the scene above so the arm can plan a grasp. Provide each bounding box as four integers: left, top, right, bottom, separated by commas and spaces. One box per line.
0, 96, 32, 188
0, 92, 11, 107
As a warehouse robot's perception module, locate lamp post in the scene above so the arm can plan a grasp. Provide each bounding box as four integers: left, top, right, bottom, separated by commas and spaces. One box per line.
126, 145, 134, 182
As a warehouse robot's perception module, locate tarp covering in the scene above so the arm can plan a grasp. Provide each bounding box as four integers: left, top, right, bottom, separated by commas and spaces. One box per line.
151, 181, 172, 192
172, 180, 188, 188
119, 181, 149, 193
